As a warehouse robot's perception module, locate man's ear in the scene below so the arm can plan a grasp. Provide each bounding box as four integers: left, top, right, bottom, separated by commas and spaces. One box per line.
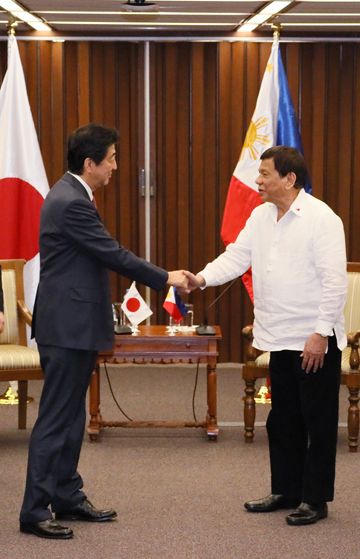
285, 171, 297, 189
83, 157, 94, 173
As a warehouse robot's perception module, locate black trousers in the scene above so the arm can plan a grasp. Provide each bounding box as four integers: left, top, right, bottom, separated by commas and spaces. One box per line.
267, 335, 341, 504
20, 344, 98, 524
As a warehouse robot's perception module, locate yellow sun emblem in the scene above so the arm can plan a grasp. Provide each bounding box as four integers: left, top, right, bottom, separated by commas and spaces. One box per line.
240, 116, 271, 160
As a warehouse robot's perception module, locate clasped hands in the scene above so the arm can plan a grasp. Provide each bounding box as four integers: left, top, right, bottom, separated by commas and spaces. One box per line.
167, 270, 205, 294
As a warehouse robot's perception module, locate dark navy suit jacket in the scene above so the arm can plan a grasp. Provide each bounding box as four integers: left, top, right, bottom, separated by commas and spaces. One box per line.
32, 173, 168, 351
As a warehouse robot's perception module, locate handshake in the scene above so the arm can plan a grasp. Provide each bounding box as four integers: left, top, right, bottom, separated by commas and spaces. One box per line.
167, 270, 205, 294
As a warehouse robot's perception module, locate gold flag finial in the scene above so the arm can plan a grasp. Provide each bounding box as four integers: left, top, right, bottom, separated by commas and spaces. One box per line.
271, 23, 282, 40
7, 17, 18, 35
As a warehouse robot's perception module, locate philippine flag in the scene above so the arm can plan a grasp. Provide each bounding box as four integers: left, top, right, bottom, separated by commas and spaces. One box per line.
163, 286, 187, 323
121, 282, 153, 326
220, 36, 310, 301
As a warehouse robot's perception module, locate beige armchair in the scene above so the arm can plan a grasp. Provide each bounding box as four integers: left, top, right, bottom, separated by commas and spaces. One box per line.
0, 259, 43, 429
241, 262, 360, 452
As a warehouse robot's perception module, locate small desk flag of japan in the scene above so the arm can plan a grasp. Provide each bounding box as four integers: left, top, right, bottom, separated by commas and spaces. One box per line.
121, 282, 153, 326
163, 286, 187, 323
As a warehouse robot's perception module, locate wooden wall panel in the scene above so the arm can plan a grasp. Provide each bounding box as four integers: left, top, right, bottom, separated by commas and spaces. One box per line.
1, 39, 360, 361
153, 40, 360, 361
50, 43, 65, 183
0, 40, 142, 310
351, 45, 360, 260
310, 45, 326, 200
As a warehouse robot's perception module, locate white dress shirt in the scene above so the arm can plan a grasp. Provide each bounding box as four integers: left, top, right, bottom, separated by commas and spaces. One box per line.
68, 171, 94, 201
200, 188, 347, 352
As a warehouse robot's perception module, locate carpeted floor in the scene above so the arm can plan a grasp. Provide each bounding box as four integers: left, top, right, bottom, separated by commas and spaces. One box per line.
0, 364, 359, 559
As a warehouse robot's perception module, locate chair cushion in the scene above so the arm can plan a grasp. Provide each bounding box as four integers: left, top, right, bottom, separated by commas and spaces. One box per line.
0, 345, 40, 369
0, 269, 19, 345
341, 346, 360, 374
255, 352, 270, 368
344, 271, 360, 333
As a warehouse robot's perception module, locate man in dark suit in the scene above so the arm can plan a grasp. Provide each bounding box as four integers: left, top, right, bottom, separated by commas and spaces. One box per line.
19, 123, 189, 539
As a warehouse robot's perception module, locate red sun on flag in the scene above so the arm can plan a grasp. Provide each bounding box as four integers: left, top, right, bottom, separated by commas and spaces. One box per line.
125, 297, 141, 313
0, 177, 44, 260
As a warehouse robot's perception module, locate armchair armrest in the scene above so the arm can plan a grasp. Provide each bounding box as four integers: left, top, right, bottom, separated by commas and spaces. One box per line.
241, 324, 262, 363
17, 299, 33, 327
347, 330, 360, 370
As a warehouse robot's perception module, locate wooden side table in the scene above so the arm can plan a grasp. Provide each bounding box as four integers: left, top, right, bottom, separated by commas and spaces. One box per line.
87, 325, 222, 441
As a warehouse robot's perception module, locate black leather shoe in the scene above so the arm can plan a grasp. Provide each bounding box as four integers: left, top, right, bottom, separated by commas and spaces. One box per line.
20, 519, 73, 539
55, 498, 117, 522
244, 494, 300, 513
286, 502, 328, 525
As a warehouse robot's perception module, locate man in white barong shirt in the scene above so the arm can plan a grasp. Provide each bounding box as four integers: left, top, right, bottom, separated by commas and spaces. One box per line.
187, 146, 347, 526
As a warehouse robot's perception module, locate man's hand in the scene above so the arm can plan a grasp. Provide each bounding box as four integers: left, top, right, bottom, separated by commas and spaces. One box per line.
183, 271, 206, 291
301, 333, 328, 373
0, 312, 4, 334
167, 270, 190, 293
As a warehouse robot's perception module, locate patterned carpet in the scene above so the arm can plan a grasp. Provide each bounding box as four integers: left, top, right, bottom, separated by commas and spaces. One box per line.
0, 365, 358, 559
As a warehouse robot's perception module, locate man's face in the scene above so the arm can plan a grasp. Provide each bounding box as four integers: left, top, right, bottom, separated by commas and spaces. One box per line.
87, 144, 117, 190
255, 157, 292, 205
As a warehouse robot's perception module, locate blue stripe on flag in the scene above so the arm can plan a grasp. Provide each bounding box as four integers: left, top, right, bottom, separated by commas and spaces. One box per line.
277, 49, 312, 194
174, 287, 187, 317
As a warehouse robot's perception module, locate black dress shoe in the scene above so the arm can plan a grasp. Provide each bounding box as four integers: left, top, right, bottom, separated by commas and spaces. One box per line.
55, 498, 117, 522
244, 494, 300, 513
20, 518, 73, 539
286, 502, 328, 525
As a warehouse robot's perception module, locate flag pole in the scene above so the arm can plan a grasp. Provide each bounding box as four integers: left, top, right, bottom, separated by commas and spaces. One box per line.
0, 20, 34, 406
255, 23, 283, 407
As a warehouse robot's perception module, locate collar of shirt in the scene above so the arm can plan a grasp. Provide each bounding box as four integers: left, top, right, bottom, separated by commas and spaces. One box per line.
68, 171, 94, 201
288, 187, 306, 217
268, 187, 306, 221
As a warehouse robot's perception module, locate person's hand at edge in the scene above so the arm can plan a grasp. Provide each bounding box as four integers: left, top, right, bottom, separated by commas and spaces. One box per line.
0, 312, 4, 334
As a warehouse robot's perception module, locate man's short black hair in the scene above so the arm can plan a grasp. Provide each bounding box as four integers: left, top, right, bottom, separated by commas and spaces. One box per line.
260, 146, 308, 189
67, 123, 119, 174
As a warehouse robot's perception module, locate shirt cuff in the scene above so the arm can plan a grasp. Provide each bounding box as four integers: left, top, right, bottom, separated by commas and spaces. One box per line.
315, 320, 334, 337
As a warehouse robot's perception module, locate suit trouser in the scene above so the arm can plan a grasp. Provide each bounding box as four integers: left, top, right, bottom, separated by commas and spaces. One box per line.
267, 335, 341, 504
20, 345, 98, 524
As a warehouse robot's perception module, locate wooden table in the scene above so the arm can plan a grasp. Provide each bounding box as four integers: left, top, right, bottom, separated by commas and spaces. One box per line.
87, 325, 222, 441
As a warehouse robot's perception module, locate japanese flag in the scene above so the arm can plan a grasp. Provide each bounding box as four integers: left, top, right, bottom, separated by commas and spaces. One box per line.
0, 35, 49, 315
121, 282, 153, 326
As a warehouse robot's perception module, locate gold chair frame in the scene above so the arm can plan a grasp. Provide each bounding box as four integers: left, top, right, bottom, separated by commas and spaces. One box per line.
0, 259, 43, 428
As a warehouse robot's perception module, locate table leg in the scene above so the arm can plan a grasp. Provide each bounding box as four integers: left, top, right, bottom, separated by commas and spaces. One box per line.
17, 380, 28, 429
243, 378, 256, 443
87, 364, 102, 441
206, 361, 219, 440
347, 384, 360, 452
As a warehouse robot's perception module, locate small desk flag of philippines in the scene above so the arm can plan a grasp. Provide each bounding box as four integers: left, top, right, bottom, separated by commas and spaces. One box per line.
163, 286, 187, 323
121, 282, 153, 326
